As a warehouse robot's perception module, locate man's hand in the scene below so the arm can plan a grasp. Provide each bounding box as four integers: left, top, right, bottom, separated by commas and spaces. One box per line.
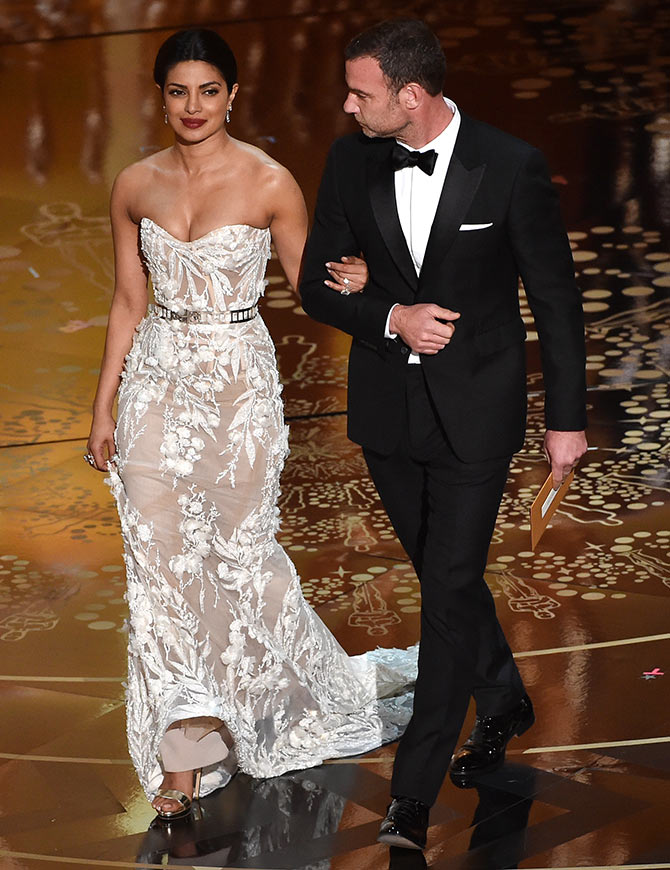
390, 303, 461, 355
543, 429, 588, 489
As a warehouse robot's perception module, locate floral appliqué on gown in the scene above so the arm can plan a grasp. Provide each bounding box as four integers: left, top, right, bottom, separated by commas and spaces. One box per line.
107, 218, 417, 798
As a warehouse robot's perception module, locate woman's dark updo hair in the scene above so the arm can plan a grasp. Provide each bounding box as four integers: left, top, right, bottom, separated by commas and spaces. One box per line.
153, 29, 238, 91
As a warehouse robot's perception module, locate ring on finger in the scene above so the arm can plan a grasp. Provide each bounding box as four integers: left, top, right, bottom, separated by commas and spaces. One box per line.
341, 288, 351, 295
83, 452, 96, 467
343, 277, 350, 285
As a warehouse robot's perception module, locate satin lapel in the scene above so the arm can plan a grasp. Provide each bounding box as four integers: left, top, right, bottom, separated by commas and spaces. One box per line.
419, 155, 486, 287
368, 150, 419, 293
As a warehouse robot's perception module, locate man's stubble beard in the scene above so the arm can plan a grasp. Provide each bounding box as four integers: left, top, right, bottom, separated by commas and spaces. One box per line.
360, 117, 411, 140
358, 92, 410, 140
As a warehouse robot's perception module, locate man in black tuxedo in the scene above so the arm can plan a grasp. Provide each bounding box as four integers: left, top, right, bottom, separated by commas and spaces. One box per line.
299, 19, 587, 851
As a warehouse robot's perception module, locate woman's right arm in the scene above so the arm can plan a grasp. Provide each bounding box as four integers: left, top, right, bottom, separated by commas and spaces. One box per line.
87, 169, 149, 471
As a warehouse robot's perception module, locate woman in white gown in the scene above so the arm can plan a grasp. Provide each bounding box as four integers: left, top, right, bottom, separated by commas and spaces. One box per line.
86, 28, 416, 820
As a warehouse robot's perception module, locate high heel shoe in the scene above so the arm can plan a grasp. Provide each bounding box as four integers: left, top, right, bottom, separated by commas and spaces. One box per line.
153, 768, 202, 822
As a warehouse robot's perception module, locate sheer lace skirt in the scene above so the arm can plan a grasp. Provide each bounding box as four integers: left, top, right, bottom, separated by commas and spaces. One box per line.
108, 316, 417, 798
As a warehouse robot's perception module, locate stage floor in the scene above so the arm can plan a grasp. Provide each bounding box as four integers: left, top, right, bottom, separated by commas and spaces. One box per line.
1, 0, 669, 867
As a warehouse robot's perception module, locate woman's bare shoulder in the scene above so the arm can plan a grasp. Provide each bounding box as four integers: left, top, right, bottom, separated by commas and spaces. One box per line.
111, 149, 175, 217
233, 139, 297, 186
229, 142, 305, 227
113, 148, 174, 191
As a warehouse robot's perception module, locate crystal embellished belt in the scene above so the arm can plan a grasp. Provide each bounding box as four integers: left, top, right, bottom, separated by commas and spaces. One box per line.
149, 302, 258, 324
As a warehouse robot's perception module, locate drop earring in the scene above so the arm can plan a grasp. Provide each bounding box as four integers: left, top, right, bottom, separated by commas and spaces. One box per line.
226, 106, 231, 124
163, 106, 168, 125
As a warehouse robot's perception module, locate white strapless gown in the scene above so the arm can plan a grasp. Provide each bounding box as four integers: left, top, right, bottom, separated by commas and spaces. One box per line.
107, 218, 417, 798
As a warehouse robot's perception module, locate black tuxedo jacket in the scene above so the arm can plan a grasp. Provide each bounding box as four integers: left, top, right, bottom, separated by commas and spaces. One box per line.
299, 114, 587, 461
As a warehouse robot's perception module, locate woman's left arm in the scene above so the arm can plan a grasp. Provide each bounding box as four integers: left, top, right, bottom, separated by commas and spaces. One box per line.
267, 165, 309, 291
268, 166, 368, 293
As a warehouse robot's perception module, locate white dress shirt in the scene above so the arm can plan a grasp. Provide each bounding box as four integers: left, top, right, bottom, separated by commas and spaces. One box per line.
385, 97, 461, 363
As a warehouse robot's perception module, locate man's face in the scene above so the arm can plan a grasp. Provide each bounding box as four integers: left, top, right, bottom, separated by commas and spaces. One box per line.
343, 56, 409, 139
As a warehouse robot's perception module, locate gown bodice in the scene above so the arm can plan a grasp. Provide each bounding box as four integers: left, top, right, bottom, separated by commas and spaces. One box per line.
140, 218, 272, 315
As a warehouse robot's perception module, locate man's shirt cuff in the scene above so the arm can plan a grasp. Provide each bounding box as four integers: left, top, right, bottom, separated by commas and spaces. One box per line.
384, 303, 399, 339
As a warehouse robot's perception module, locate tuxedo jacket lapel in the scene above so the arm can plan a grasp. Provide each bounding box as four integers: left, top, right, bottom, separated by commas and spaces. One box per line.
368, 147, 419, 294
419, 153, 486, 286
366, 120, 486, 294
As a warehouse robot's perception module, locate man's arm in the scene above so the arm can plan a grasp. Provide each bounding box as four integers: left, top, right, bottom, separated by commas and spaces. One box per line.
508, 148, 588, 484
299, 142, 392, 348
301, 141, 461, 352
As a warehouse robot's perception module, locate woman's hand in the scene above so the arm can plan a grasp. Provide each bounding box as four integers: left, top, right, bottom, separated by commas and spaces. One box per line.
324, 255, 368, 294
87, 413, 117, 472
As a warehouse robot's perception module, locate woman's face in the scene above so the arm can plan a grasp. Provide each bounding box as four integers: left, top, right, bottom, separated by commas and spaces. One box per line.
162, 60, 237, 140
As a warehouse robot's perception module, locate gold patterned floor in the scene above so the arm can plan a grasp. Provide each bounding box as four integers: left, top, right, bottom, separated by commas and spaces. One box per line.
1, 1, 670, 868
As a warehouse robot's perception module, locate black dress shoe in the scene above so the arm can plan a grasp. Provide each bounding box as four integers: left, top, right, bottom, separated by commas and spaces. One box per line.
449, 694, 534, 780
377, 797, 429, 850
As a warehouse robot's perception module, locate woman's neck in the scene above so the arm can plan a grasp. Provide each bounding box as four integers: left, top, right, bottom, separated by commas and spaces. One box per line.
171, 127, 233, 175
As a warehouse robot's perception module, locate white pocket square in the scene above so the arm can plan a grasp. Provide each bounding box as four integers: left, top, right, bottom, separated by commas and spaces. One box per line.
459, 222, 493, 231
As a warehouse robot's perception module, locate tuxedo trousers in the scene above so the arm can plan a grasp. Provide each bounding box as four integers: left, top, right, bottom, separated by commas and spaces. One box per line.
363, 365, 525, 806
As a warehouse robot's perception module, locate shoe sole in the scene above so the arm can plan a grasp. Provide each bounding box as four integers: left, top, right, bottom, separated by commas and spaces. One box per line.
377, 832, 424, 850
449, 757, 504, 781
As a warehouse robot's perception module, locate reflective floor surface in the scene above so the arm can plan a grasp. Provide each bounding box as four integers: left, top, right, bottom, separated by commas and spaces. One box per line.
1, 0, 670, 868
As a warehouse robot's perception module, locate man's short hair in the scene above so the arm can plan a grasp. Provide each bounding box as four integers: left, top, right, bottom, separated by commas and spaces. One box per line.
345, 19, 446, 96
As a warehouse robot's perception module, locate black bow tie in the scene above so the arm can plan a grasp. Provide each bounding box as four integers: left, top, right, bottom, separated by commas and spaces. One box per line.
391, 143, 438, 175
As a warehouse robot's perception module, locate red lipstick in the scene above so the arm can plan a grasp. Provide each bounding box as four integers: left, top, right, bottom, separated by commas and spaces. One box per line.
181, 118, 206, 129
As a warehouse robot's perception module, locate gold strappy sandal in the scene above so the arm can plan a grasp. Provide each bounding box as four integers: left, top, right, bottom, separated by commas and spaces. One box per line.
154, 768, 202, 822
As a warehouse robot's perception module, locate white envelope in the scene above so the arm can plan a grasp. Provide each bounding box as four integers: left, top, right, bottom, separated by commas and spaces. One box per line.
459, 222, 493, 231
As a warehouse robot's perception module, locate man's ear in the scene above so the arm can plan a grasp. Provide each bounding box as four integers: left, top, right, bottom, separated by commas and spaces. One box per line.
401, 83, 424, 110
